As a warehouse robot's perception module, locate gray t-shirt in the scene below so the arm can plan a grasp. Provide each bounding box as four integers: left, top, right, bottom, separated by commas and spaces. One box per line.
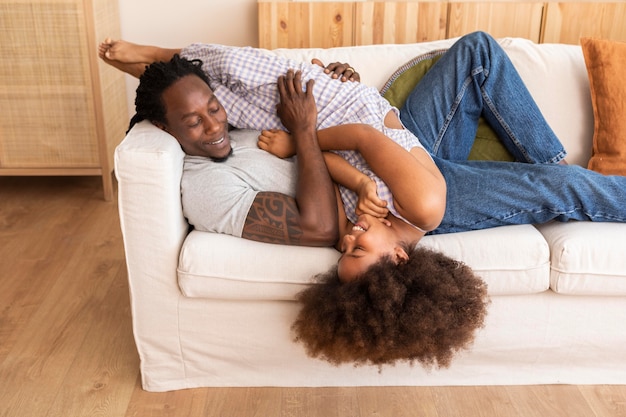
180, 43, 426, 226
181, 129, 297, 237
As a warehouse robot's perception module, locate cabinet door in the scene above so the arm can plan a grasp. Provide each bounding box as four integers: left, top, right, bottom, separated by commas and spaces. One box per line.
258, 1, 353, 49
354, 1, 448, 45
447, 2, 544, 42
0, 1, 98, 168
542, 2, 626, 44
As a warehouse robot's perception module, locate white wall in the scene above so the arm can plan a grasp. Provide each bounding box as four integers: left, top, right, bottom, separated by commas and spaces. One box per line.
118, 0, 259, 116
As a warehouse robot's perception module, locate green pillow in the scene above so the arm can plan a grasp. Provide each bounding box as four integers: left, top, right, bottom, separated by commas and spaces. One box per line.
380, 50, 514, 162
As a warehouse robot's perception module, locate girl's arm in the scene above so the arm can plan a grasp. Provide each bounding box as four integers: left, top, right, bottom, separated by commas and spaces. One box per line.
323, 153, 389, 218
323, 152, 368, 191
333, 185, 354, 251
317, 124, 446, 231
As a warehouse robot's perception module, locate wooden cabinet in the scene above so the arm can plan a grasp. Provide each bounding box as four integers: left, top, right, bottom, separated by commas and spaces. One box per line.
0, 0, 128, 201
258, 1, 626, 49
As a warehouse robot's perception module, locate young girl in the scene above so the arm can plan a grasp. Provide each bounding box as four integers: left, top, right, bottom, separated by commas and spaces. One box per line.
260, 32, 626, 283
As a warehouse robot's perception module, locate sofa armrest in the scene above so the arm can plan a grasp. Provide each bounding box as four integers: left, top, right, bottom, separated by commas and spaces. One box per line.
115, 121, 190, 382
115, 120, 188, 293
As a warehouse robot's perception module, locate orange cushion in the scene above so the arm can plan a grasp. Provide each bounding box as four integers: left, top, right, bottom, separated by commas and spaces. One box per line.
581, 38, 626, 175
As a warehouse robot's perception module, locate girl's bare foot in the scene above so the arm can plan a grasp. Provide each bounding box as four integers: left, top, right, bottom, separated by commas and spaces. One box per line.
258, 129, 296, 158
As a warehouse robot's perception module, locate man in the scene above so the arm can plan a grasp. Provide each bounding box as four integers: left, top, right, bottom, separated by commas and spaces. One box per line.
99, 39, 443, 248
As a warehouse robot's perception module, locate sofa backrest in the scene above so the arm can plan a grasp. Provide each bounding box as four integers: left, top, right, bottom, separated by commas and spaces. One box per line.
273, 37, 593, 167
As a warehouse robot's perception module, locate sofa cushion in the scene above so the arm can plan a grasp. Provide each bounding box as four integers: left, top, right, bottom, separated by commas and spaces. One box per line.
178, 231, 339, 301
379, 50, 514, 162
535, 221, 626, 295
178, 225, 550, 300
275, 37, 592, 167
272, 37, 460, 92
420, 225, 550, 295
379, 50, 446, 108
581, 38, 626, 176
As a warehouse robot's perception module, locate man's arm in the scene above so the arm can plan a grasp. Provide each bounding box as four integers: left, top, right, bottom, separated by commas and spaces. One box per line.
242, 192, 316, 245
242, 70, 338, 247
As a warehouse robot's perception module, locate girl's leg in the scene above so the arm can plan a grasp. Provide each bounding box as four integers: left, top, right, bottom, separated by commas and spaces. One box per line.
400, 31, 566, 164
432, 159, 626, 234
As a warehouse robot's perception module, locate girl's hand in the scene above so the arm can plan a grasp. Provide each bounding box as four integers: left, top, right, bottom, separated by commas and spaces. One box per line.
355, 177, 388, 218
258, 129, 296, 158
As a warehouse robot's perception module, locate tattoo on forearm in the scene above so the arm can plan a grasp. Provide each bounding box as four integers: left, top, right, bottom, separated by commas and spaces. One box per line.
242, 193, 303, 244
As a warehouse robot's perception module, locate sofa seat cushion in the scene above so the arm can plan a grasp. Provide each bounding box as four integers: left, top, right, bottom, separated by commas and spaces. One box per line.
178, 231, 339, 301
178, 225, 550, 300
535, 221, 626, 295
420, 225, 550, 295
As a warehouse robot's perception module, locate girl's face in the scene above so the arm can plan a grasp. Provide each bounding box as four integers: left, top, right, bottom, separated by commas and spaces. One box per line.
337, 214, 408, 283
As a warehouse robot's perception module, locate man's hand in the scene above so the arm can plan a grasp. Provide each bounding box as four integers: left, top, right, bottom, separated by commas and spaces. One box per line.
276, 69, 316, 134
311, 59, 361, 82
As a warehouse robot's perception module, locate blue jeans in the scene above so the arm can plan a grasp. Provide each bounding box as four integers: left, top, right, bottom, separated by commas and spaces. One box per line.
399, 31, 626, 234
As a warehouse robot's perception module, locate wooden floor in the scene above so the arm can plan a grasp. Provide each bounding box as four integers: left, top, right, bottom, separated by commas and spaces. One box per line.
1, 175, 625, 417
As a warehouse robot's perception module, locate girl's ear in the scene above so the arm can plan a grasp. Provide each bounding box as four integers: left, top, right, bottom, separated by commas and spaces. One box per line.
393, 246, 409, 265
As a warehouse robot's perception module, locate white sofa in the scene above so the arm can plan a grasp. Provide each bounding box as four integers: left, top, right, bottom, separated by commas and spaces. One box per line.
115, 37, 626, 392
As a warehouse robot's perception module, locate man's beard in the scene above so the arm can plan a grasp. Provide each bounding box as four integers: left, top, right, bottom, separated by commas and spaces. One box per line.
210, 146, 234, 163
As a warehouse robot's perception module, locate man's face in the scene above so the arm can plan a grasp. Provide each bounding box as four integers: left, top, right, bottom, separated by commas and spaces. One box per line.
158, 74, 232, 159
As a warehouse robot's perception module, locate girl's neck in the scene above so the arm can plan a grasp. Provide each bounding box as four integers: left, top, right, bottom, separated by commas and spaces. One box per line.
387, 214, 426, 244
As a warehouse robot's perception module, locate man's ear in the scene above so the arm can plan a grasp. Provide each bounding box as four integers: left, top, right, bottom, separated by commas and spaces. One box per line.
152, 120, 168, 132
393, 246, 409, 265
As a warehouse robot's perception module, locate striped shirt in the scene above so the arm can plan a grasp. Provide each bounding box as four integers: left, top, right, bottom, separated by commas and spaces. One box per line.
181, 43, 426, 225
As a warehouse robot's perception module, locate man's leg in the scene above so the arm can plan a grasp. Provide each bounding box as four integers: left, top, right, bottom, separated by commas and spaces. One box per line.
98, 38, 181, 78
400, 31, 565, 164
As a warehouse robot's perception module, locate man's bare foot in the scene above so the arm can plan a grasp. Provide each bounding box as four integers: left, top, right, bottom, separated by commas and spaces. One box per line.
258, 129, 296, 158
98, 38, 150, 78
98, 38, 182, 78
98, 38, 149, 64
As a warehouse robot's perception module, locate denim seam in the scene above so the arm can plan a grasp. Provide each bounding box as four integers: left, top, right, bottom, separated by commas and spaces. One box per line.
481, 90, 536, 164
433, 71, 478, 155
460, 207, 626, 231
